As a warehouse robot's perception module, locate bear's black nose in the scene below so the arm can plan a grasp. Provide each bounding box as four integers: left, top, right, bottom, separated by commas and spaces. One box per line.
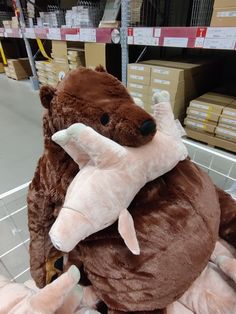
140, 119, 156, 136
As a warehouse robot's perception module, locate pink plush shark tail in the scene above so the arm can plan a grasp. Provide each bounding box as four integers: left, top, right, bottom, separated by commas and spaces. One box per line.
49, 208, 95, 253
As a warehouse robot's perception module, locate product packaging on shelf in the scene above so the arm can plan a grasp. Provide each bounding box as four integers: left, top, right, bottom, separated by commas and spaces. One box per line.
189, 98, 224, 115
211, 0, 236, 27
184, 117, 216, 134
127, 64, 151, 86
5, 58, 32, 80
186, 107, 220, 122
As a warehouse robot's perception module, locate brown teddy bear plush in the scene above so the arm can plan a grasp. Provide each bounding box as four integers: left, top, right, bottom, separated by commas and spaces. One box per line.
28, 67, 236, 313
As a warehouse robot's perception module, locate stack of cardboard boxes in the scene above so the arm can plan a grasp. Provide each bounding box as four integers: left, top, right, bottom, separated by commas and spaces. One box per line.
4, 58, 32, 80
216, 99, 236, 143
184, 92, 236, 153
67, 49, 85, 70
3, 17, 19, 28
0, 63, 4, 73
36, 41, 70, 87
51, 41, 69, 83
211, 0, 236, 27
127, 59, 218, 120
2, 20, 12, 28
35, 60, 51, 85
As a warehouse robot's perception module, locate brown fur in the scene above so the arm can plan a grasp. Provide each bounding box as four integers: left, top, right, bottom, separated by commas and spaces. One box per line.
28, 67, 235, 313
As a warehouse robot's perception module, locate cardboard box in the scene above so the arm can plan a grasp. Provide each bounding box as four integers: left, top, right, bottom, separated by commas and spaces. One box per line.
37, 70, 48, 79
184, 117, 216, 134
214, 0, 236, 8
185, 128, 236, 153
85, 43, 121, 79
0, 63, 4, 73
219, 116, 236, 126
186, 114, 215, 125
52, 41, 68, 59
215, 126, 236, 142
35, 61, 47, 71
222, 100, 236, 119
3, 20, 12, 28
142, 60, 200, 73
6, 58, 32, 80
4, 66, 11, 77
189, 98, 224, 114
127, 82, 149, 95
128, 64, 151, 86
211, 7, 236, 27
69, 64, 78, 70
201, 92, 235, 105
149, 82, 188, 101
218, 122, 236, 131
186, 107, 220, 122
11, 17, 19, 28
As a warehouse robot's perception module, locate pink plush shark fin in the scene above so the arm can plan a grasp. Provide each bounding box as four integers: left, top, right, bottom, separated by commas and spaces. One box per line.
118, 209, 140, 255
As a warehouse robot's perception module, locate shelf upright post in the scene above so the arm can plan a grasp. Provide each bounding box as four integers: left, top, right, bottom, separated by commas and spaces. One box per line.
15, 0, 39, 90
120, 0, 129, 86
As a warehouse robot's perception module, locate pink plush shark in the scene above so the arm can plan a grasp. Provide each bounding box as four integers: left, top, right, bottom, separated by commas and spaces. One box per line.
49, 91, 188, 255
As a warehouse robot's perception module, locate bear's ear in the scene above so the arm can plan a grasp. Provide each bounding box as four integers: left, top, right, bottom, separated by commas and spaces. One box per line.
95, 65, 107, 72
40, 85, 56, 109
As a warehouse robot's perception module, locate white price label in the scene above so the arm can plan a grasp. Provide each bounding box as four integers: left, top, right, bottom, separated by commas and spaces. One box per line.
25, 28, 36, 38
127, 36, 134, 44
130, 65, 144, 71
221, 117, 236, 125
223, 110, 236, 117
217, 11, 236, 17
47, 28, 61, 40
134, 36, 159, 46
195, 37, 205, 48
153, 68, 169, 75
130, 74, 144, 81
191, 102, 209, 111
130, 91, 143, 98
163, 37, 188, 48
5, 28, 13, 34
187, 120, 203, 129
190, 109, 207, 118
206, 27, 236, 39
80, 28, 96, 42
153, 78, 170, 85
129, 83, 144, 89
133, 27, 159, 46
203, 38, 235, 50
151, 87, 165, 94
217, 127, 236, 137
154, 28, 161, 37
133, 27, 153, 37
65, 34, 80, 41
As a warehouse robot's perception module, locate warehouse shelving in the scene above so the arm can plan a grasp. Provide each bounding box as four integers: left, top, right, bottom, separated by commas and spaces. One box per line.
0, 0, 235, 86
127, 26, 236, 50
1, 26, 235, 48
0, 26, 120, 43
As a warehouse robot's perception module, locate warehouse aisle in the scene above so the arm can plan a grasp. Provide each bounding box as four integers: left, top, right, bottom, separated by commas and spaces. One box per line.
0, 74, 43, 193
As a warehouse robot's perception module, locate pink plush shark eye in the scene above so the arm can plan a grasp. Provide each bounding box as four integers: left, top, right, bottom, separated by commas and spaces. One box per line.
100, 113, 110, 126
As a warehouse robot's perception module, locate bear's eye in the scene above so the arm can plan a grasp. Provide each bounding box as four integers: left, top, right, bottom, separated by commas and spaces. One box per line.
100, 113, 110, 126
